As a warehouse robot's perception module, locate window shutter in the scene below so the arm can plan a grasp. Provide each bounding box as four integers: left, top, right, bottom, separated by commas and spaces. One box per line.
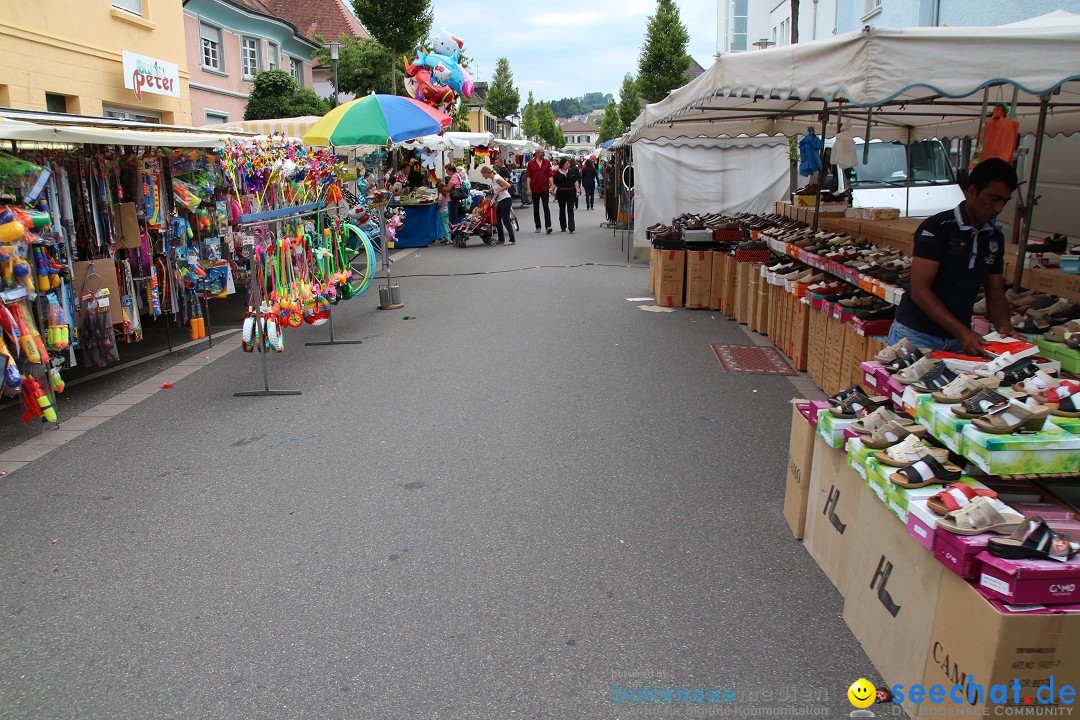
112, 0, 142, 15
200, 23, 221, 43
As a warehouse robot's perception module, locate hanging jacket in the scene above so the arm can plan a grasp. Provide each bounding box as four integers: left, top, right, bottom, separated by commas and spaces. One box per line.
799, 132, 823, 176
971, 106, 1019, 168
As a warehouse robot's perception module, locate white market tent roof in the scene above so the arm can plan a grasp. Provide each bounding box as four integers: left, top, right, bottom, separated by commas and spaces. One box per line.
627, 11, 1080, 144
203, 116, 320, 139
0, 114, 231, 148
397, 131, 495, 152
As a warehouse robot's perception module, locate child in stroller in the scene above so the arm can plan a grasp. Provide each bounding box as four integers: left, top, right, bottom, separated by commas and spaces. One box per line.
449, 195, 498, 248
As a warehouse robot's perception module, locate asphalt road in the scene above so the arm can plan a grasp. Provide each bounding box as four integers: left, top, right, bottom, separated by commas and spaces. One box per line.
0, 212, 878, 719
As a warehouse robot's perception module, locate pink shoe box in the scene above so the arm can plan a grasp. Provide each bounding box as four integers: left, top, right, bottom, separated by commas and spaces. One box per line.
1009, 503, 1077, 522
977, 551, 1080, 605
796, 400, 831, 428
973, 582, 1080, 614
859, 361, 885, 394
971, 316, 993, 336
934, 528, 991, 579
906, 498, 939, 551
875, 369, 906, 411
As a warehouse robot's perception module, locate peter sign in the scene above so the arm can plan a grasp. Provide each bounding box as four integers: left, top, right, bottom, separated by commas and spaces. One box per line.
122, 50, 180, 102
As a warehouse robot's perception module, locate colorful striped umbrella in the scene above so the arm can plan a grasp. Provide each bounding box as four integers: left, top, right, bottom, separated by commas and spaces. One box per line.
301, 94, 452, 148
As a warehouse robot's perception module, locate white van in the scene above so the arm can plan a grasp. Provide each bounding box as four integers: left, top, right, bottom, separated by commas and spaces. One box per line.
821, 139, 965, 218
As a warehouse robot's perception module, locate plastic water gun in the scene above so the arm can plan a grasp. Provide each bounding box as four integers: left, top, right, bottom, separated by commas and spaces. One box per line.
0, 244, 35, 294
21, 375, 57, 423
0, 209, 26, 243
45, 294, 69, 351
173, 178, 203, 211
11, 302, 48, 364
0, 333, 20, 392
9, 207, 52, 229
34, 248, 62, 291
147, 264, 161, 317
50, 366, 65, 394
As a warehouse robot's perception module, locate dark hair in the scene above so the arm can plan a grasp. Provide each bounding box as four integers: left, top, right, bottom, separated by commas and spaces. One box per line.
968, 158, 1018, 193
584, 159, 594, 169
558, 158, 570, 169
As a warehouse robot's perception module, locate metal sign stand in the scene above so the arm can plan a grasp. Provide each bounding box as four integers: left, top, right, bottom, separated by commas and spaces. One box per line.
233, 202, 324, 397
304, 311, 362, 346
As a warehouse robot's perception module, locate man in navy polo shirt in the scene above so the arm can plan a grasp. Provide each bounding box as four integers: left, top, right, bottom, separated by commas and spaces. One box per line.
889, 158, 1019, 356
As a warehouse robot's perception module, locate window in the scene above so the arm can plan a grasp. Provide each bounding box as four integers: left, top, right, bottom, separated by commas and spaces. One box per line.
780, 19, 788, 46
729, 0, 748, 52
863, 0, 882, 18
103, 105, 161, 123
200, 23, 224, 72
843, 140, 954, 188
290, 57, 303, 85
205, 111, 229, 125
112, 0, 142, 16
45, 93, 69, 114
241, 37, 260, 79
268, 43, 279, 70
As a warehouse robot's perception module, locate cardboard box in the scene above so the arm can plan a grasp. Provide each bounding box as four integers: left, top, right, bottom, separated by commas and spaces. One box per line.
112, 202, 142, 249
649, 245, 659, 294
72, 259, 124, 325
655, 249, 685, 307
735, 261, 753, 324
808, 307, 827, 388
1009, 266, 1080, 303
824, 316, 849, 397
754, 283, 770, 335
977, 552, 1080, 605
802, 438, 862, 593
710, 251, 726, 310
842, 324, 869, 391
722, 254, 738, 316
918, 572, 1080, 715
844, 484, 945, 712
784, 402, 817, 539
790, 298, 811, 372
684, 248, 713, 309
935, 527, 991, 580
746, 266, 761, 330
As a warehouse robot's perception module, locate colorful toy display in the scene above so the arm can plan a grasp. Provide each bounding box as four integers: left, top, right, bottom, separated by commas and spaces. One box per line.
403, 27, 474, 115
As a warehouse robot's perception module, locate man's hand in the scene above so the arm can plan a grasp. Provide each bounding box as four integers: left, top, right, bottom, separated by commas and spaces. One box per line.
994, 323, 1019, 339
958, 327, 988, 357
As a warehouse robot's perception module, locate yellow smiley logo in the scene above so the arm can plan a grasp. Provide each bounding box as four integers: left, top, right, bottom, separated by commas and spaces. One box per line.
848, 678, 876, 709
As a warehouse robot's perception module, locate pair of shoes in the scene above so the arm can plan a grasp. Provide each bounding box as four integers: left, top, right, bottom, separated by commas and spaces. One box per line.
546, 228, 553, 234
509, 241, 516, 245
535, 228, 541, 233
561, 228, 567, 232
570, 230, 575, 234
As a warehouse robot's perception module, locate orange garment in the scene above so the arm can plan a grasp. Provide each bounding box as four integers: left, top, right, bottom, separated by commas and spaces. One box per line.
970, 106, 1019, 168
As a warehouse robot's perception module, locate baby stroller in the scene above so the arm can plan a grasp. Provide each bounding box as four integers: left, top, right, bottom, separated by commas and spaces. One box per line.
450, 195, 498, 248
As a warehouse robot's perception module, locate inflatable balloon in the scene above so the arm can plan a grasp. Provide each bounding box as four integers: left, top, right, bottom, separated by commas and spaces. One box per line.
428, 27, 464, 61
404, 50, 473, 98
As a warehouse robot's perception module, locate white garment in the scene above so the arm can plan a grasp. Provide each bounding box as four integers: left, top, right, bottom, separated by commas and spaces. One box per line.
833, 129, 858, 169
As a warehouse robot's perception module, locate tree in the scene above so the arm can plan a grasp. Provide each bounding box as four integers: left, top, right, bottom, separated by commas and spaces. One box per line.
617, 73, 642, 129
636, 0, 691, 103
580, 92, 611, 111
244, 69, 330, 120
484, 57, 520, 120
521, 91, 540, 139
537, 101, 558, 146
553, 126, 565, 150
312, 37, 399, 98
549, 97, 585, 117
598, 99, 623, 143
352, 0, 433, 96
790, 0, 800, 44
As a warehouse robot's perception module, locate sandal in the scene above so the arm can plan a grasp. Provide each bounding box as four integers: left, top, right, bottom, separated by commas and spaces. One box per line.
998, 358, 1039, 387
876, 338, 918, 364
1050, 395, 1080, 418
937, 496, 1024, 536
970, 401, 1049, 434
861, 421, 928, 449
849, 406, 914, 435
894, 357, 938, 385
873, 435, 949, 467
1042, 321, 1080, 344
888, 454, 962, 489
1013, 370, 1061, 395
931, 374, 1000, 403
886, 348, 928, 374
829, 384, 870, 405
927, 483, 999, 516
829, 391, 889, 418
987, 516, 1080, 562
1039, 380, 1080, 405
910, 362, 959, 393
952, 388, 1014, 419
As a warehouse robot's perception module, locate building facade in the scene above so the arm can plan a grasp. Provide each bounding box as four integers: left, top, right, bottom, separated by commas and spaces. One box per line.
0, 0, 192, 124
559, 120, 600, 155
182, 0, 319, 126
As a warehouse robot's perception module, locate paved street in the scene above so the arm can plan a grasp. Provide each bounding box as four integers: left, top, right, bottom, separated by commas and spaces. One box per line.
1, 214, 878, 719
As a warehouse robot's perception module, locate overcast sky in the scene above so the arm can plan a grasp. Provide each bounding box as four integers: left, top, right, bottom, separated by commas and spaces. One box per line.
429, 0, 719, 104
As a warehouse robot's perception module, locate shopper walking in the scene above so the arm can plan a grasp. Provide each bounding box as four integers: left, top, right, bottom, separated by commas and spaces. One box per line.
569, 159, 582, 209
446, 164, 465, 226
526, 148, 553, 234
436, 181, 452, 243
480, 164, 516, 245
493, 157, 511, 181
552, 158, 579, 234
581, 159, 598, 210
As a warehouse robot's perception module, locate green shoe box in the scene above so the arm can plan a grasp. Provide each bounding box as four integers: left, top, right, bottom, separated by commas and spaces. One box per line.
923, 400, 973, 456
961, 422, 1080, 475
817, 408, 856, 449
845, 436, 877, 477
1034, 337, 1080, 374
1049, 414, 1080, 434
865, 458, 892, 506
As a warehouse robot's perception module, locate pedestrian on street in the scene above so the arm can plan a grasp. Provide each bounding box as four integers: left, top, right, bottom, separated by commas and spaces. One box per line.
445, 163, 464, 226
526, 148, 553, 234
581, 158, 598, 210
480, 164, 516, 245
552, 158, 579, 234
436, 181, 452, 243
493, 156, 511, 181
568, 159, 582, 209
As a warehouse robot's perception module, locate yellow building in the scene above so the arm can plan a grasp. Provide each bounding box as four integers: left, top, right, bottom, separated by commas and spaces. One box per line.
466, 105, 499, 135
0, 0, 192, 125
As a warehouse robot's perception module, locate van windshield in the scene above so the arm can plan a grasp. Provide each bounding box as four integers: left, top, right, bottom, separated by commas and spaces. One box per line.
844, 140, 956, 188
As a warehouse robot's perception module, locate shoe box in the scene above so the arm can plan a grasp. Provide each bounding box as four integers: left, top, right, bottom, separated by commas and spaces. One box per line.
654, 249, 685, 307
961, 422, 1080, 476
684, 248, 712, 309
710, 252, 729, 311
917, 571, 1080, 716
754, 267, 771, 334
649, 245, 659, 294
977, 550, 1080, 605
783, 401, 818, 539
843, 479, 945, 712
802, 437, 862, 592
735, 261, 755, 324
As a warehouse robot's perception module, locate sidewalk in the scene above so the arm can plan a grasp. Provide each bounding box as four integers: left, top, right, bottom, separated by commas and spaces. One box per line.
0, 217, 876, 719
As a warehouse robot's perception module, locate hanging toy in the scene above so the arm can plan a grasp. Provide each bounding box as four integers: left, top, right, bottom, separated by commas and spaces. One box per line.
11, 302, 47, 365
0, 333, 21, 393
20, 375, 57, 424
49, 366, 65, 394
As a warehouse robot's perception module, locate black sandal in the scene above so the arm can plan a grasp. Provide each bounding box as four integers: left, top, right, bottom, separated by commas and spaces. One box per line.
952, 388, 1012, 419
886, 348, 925, 373
911, 363, 959, 393
830, 391, 889, 418
988, 516, 1080, 562
999, 358, 1038, 387
888, 454, 962, 489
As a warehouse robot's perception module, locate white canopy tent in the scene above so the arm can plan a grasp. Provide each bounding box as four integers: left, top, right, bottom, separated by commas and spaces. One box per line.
397, 131, 494, 152
203, 116, 319, 140
629, 11, 1080, 144
0, 115, 230, 148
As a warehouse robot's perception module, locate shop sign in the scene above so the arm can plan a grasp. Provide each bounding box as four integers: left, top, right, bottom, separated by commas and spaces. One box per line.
122, 50, 180, 101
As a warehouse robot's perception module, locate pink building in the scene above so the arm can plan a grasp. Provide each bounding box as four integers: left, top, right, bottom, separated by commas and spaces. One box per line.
182, 0, 320, 125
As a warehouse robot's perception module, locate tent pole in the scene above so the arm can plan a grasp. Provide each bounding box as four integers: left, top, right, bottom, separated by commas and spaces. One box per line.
863, 108, 872, 164
971, 87, 990, 166
1013, 92, 1050, 291
812, 101, 830, 232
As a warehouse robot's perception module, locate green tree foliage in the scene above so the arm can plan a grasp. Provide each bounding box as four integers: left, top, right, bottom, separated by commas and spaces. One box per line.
484, 57, 520, 119
313, 37, 399, 98
580, 92, 612, 110
553, 126, 565, 150
521, 91, 540, 140
352, 0, 433, 94
244, 69, 330, 120
548, 98, 584, 117
598, 99, 624, 143
636, 0, 691, 103
537, 101, 558, 146
617, 73, 642, 129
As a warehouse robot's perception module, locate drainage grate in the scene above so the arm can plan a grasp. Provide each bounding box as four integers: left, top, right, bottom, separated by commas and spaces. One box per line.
710, 343, 798, 376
